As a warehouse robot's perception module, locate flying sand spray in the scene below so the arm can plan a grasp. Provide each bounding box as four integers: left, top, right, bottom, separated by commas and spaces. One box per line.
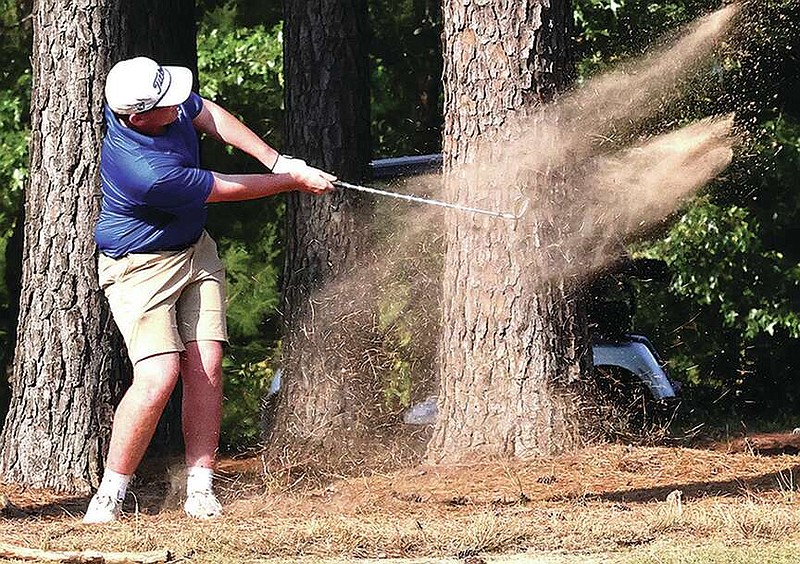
332, 5, 740, 228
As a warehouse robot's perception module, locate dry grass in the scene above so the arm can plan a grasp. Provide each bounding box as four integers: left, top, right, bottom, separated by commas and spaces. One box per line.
3, 439, 800, 563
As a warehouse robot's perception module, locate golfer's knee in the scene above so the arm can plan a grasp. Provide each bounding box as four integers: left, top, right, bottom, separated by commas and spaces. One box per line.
132, 353, 180, 407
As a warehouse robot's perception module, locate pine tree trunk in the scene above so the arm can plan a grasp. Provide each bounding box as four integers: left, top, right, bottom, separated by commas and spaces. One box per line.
0, 0, 125, 493
108, 0, 197, 70
427, 0, 589, 463
0, 0, 197, 493
268, 0, 372, 449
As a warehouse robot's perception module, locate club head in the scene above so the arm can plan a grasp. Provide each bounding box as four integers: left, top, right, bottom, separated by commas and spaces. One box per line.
510, 197, 530, 220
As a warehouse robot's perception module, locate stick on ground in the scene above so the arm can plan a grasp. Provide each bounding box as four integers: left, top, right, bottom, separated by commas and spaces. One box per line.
0, 542, 171, 564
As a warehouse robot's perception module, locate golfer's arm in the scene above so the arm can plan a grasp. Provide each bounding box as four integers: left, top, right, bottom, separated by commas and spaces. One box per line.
193, 98, 280, 170
207, 172, 296, 203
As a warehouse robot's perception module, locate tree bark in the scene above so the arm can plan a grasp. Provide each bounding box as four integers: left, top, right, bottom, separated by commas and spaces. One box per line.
0, 0, 197, 493
108, 0, 197, 70
0, 0, 125, 493
427, 0, 590, 463
268, 0, 373, 450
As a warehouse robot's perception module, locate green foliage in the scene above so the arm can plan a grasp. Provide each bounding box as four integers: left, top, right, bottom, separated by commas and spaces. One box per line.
197, 17, 284, 154
196, 0, 282, 29
369, 0, 442, 156
218, 222, 282, 342
197, 5, 287, 449
220, 352, 276, 451
649, 198, 800, 340
377, 283, 415, 410
0, 1, 31, 385
369, 195, 442, 412
0, 0, 30, 237
574, 0, 714, 78
0, 72, 28, 238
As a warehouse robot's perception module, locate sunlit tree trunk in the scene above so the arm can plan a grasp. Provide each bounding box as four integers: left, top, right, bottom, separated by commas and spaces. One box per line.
0, 0, 123, 493
269, 0, 372, 451
0, 0, 196, 493
427, 0, 590, 463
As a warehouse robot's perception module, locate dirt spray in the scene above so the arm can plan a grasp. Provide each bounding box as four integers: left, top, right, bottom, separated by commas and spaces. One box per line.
274, 5, 741, 461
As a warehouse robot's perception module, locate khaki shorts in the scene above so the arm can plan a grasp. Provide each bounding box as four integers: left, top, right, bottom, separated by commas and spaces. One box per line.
98, 231, 228, 365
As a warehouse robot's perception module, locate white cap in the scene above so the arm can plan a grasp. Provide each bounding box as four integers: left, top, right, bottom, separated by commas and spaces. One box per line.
104, 57, 194, 115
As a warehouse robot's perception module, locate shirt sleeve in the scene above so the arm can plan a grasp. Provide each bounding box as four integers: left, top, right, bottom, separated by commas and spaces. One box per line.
144, 167, 214, 214
183, 92, 205, 120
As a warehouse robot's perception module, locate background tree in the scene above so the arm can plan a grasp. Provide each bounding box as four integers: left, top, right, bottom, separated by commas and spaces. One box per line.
267, 0, 374, 454
194, 0, 445, 450
109, 1, 198, 69
426, 0, 587, 462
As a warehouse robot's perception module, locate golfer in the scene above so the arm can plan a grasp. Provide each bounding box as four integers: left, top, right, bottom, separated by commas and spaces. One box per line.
84, 57, 334, 523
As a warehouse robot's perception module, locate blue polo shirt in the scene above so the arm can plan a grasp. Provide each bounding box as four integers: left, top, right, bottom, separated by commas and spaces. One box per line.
95, 92, 214, 258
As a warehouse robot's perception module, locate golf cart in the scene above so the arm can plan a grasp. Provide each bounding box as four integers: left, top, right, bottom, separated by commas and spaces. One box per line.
584, 257, 681, 436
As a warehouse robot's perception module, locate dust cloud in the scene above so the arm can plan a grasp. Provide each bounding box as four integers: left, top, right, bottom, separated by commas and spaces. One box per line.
450, 4, 741, 285
280, 4, 741, 416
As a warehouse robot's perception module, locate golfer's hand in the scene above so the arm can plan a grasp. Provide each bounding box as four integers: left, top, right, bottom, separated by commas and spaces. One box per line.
273, 154, 335, 194
289, 165, 336, 195
272, 155, 309, 174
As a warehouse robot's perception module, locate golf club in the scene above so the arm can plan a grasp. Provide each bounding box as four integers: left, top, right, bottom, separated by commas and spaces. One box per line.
333, 180, 518, 220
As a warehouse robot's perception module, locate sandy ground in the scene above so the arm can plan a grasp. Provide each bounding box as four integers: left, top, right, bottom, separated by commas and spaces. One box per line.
3, 434, 800, 563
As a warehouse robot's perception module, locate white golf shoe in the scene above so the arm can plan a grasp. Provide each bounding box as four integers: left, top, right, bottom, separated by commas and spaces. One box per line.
184, 489, 222, 519
83, 493, 122, 524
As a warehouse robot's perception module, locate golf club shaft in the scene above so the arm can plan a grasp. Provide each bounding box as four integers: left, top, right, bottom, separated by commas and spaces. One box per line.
333, 180, 516, 220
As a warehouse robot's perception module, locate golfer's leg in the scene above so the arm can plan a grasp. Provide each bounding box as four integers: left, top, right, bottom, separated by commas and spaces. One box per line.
181, 340, 224, 469
106, 352, 181, 475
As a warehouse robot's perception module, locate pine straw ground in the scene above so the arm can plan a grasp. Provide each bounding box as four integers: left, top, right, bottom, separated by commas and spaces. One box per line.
4, 434, 800, 563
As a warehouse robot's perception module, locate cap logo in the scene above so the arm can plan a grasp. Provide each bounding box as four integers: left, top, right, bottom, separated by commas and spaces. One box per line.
153, 67, 165, 94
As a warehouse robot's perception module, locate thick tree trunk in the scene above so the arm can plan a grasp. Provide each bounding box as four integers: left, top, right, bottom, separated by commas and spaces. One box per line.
0, 0, 197, 493
268, 0, 372, 449
427, 0, 590, 463
0, 0, 125, 493
108, 0, 197, 70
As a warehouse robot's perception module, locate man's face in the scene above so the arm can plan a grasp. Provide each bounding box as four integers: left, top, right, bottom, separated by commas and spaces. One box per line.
137, 105, 180, 127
